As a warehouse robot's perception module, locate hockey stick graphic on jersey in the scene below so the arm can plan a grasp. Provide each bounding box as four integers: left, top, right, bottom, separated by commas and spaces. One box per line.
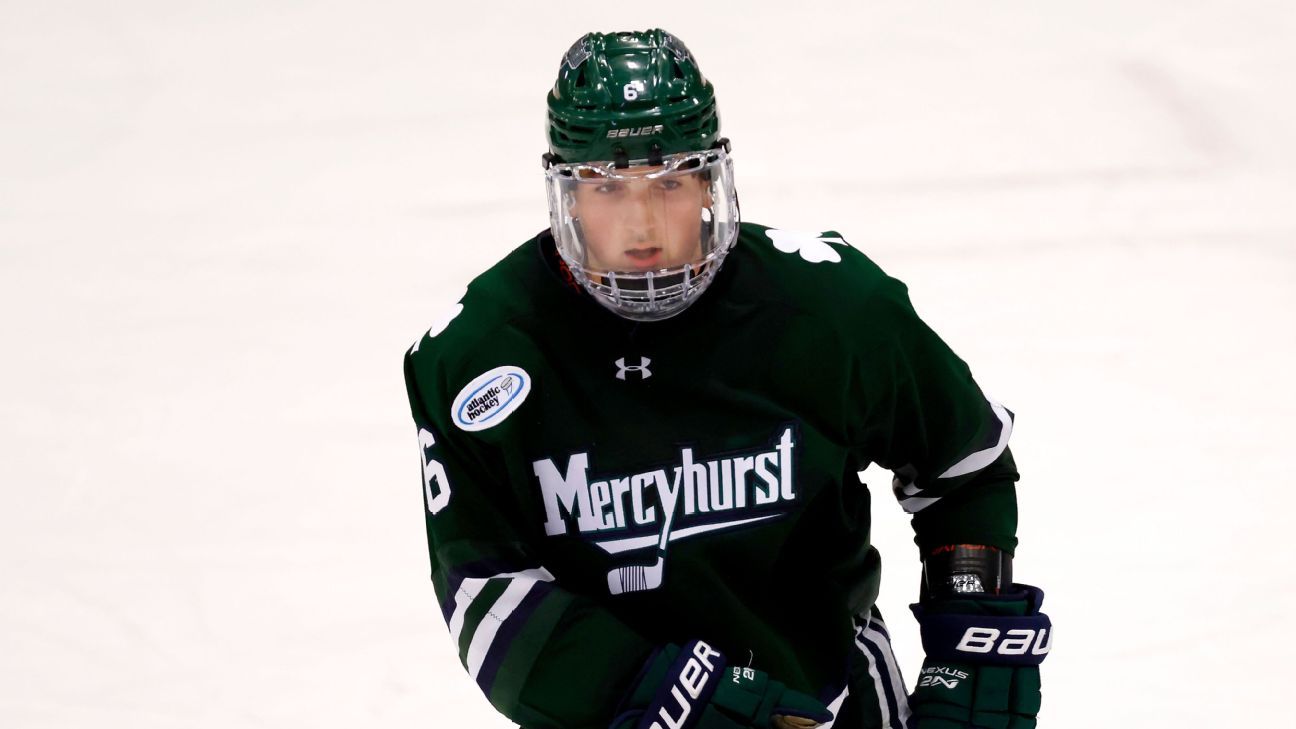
607, 471, 680, 595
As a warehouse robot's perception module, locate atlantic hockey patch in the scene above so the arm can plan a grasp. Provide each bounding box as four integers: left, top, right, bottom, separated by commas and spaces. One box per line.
452, 366, 531, 432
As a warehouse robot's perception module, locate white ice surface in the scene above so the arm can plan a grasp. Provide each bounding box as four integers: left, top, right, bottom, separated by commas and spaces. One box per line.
2, 2, 1293, 727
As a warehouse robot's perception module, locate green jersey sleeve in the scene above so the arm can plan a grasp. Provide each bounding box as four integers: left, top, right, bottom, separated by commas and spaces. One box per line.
403, 349, 654, 729
724, 222, 1022, 554
844, 264, 1020, 553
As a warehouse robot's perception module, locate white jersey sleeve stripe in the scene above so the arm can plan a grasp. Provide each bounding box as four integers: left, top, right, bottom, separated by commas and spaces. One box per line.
860, 621, 912, 727
897, 494, 942, 514
447, 568, 555, 654
820, 683, 851, 729
890, 400, 1013, 514
465, 569, 555, 679
938, 400, 1014, 480
446, 578, 483, 648
854, 626, 893, 728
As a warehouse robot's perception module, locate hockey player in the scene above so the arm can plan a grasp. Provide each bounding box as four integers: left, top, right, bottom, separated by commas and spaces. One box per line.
403, 29, 1050, 729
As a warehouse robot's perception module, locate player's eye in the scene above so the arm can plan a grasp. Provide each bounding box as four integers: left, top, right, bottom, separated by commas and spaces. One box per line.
593, 181, 624, 194
656, 178, 683, 192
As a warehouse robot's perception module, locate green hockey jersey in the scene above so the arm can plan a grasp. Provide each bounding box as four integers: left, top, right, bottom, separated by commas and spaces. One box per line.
402, 222, 1020, 729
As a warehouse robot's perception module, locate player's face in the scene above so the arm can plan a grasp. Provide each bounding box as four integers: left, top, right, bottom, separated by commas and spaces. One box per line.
571, 165, 710, 272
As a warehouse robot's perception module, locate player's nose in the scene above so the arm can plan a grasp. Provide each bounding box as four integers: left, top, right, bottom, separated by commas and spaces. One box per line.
620, 193, 658, 234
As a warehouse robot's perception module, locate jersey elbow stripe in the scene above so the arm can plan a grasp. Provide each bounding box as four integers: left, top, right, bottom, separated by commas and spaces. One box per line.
937, 400, 1014, 480
893, 476, 942, 514
466, 576, 551, 679
472, 581, 555, 696
439, 559, 547, 622
896, 493, 941, 514
892, 400, 1014, 514
445, 568, 556, 663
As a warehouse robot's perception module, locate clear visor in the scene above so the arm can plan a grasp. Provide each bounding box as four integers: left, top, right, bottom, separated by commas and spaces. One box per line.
544, 148, 739, 320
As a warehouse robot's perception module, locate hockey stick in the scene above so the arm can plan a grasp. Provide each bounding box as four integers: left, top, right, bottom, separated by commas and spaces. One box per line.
607, 477, 679, 595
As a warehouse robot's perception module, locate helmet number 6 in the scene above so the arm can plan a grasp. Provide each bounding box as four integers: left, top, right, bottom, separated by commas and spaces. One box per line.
623, 80, 645, 101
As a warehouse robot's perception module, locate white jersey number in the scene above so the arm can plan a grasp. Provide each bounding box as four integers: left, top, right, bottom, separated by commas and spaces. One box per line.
418, 428, 452, 514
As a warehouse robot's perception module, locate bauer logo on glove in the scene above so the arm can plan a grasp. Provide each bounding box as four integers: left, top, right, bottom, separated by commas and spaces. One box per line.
956, 626, 1052, 657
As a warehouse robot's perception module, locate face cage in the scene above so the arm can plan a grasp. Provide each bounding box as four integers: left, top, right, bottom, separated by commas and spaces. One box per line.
544, 147, 739, 322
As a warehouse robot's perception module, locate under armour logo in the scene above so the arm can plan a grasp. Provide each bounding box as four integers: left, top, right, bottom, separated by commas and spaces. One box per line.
615, 357, 652, 380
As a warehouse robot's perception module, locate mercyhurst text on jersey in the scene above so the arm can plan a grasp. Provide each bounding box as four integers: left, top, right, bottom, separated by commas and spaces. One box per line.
533, 425, 797, 540
402, 222, 1021, 729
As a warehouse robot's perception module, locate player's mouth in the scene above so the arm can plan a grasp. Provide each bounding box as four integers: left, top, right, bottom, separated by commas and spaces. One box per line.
623, 247, 663, 269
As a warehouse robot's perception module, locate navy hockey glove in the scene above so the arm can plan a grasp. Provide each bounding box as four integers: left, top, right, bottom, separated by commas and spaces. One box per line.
908, 584, 1051, 729
611, 640, 834, 729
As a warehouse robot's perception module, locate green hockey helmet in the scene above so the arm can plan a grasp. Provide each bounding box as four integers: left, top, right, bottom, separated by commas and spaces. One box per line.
545, 29, 721, 166
543, 30, 740, 322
